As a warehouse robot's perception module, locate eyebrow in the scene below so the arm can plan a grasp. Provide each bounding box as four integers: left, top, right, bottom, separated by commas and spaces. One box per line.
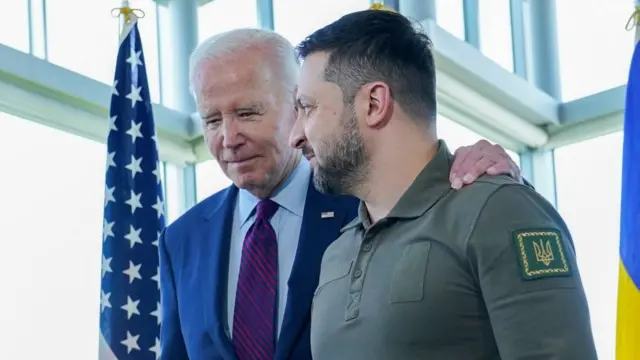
236, 103, 265, 113
201, 102, 265, 119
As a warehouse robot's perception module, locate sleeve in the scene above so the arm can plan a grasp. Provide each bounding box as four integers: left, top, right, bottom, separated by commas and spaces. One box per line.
466, 184, 598, 359
158, 228, 189, 360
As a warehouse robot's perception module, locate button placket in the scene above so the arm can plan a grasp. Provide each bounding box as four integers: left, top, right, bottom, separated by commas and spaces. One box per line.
344, 228, 379, 321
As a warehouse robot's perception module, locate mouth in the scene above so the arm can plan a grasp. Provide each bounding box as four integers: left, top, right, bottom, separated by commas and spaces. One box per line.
227, 156, 258, 165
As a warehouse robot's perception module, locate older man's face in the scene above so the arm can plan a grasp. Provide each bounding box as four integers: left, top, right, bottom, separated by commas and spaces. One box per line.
192, 50, 298, 196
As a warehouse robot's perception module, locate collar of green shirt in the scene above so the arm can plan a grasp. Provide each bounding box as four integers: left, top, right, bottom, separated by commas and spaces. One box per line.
342, 139, 454, 231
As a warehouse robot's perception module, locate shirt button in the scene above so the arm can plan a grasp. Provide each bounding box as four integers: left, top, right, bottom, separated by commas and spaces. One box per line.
354, 269, 362, 278
362, 243, 372, 252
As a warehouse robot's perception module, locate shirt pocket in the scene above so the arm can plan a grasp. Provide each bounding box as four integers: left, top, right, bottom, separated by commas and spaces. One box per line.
389, 242, 432, 303
314, 260, 353, 297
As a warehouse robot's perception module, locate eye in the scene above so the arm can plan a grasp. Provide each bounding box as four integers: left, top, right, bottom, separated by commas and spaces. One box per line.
238, 111, 258, 119
297, 104, 314, 116
204, 118, 221, 127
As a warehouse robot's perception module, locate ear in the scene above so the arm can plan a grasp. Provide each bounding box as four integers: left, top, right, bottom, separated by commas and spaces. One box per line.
361, 82, 392, 129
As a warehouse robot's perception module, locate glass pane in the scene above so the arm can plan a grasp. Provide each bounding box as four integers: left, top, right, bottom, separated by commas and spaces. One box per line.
436, 0, 465, 40
274, 0, 370, 46
439, 114, 486, 150
164, 162, 185, 223
555, 132, 623, 360
196, 160, 232, 202
0, 113, 105, 359
0, 0, 29, 52
46, 0, 160, 98
46, 0, 118, 84
556, 0, 634, 101
438, 115, 520, 166
479, 0, 514, 71
198, 0, 259, 43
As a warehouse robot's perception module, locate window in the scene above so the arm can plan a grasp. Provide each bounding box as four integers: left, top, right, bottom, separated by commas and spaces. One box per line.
435, 0, 465, 40
0, 113, 106, 359
0, 0, 29, 52
46, 0, 118, 84
274, 0, 370, 46
478, 0, 514, 71
198, 0, 259, 43
555, 0, 634, 101
438, 115, 520, 166
163, 162, 190, 222
45, 0, 161, 103
196, 159, 232, 202
555, 132, 623, 360
0, 112, 183, 358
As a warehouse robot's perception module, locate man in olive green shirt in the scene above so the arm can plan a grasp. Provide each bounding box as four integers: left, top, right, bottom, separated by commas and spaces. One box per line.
288, 9, 598, 360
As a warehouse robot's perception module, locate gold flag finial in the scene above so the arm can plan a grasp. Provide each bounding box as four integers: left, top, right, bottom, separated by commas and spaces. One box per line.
625, 3, 640, 43
111, 0, 145, 24
625, 6, 640, 31
370, 1, 397, 12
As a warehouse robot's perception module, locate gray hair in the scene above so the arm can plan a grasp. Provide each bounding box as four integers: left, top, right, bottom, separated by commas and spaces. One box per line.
189, 28, 300, 101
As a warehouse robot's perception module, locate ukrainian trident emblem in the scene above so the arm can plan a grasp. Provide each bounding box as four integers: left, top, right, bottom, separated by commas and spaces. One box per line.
533, 239, 554, 266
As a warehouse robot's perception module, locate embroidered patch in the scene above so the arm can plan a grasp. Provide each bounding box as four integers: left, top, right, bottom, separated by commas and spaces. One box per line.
513, 229, 572, 280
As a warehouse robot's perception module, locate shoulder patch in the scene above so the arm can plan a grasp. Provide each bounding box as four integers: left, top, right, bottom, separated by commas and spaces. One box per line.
513, 228, 572, 280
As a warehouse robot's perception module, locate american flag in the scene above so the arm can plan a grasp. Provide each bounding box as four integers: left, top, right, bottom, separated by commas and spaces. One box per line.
99, 17, 164, 360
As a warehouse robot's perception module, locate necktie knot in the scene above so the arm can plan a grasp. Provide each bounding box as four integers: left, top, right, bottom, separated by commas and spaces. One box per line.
256, 199, 278, 222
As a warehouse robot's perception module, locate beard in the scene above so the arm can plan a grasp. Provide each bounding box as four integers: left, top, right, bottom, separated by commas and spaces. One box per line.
312, 107, 369, 196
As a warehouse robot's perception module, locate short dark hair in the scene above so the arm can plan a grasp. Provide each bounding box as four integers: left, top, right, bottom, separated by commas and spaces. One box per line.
296, 10, 437, 123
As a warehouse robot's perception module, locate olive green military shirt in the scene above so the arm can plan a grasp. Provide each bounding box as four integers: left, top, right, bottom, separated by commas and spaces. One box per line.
310, 140, 597, 360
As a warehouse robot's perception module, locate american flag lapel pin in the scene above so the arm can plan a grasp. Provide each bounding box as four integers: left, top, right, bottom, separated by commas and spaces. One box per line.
321, 211, 334, 219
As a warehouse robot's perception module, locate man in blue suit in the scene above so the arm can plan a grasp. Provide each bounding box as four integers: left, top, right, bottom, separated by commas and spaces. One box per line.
158, 28, 522, 360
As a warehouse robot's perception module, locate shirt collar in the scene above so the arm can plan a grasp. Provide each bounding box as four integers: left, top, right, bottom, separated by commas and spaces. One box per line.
343, 139, 454, 231
238, 156, 311, 226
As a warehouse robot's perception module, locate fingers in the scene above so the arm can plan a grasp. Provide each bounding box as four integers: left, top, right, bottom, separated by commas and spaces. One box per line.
451, 147, 486, 187
485, 144, 523, 183
462, 157, 496, 185
450, 140, 524, 189
450, 146, 472, 181
490, 159, 523, 183
451, 139, 492, 181
451, 156, 496, 190
486, 160, 513, 178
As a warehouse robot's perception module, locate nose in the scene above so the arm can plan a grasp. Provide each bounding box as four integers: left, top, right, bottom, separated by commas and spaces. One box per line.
221, 118, 243, 149
289, 118, 307, 150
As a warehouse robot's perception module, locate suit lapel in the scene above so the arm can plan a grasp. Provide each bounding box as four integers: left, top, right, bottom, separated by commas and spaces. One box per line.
275, 180, 349, 360
203, 186, 238, 360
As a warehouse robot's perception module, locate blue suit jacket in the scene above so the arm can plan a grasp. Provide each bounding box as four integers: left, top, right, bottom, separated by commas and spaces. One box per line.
159, 179, 359, 360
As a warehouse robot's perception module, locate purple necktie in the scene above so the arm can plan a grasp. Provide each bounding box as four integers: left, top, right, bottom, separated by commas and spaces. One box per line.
233, 199, 279, 360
